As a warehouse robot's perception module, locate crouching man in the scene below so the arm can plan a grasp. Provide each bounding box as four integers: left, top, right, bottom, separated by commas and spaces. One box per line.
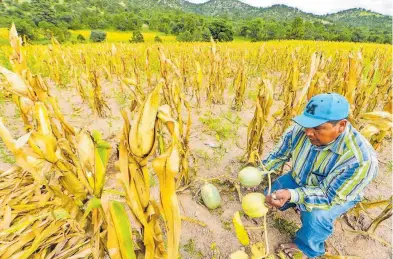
261, 93, 378, 258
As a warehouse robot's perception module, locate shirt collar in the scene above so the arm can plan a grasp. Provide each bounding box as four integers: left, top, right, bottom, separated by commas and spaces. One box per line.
312, 124, 349, 155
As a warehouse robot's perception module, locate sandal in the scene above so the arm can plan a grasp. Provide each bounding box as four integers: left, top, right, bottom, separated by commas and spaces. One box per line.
277, 244, 307, 259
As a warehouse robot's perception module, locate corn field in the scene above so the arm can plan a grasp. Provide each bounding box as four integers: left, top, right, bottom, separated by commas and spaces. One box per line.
0, 24, 392, 258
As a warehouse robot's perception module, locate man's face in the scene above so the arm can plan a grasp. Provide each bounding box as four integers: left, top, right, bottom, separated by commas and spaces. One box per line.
304, 120, 347, 146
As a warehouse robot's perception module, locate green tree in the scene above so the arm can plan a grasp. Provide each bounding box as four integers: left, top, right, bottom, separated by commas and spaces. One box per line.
351, 28, 366, 42
38, 21, 71, 43
31, 0, 56, 25
335, 29, 351, 42
248, 18, 265, 41
90, 30, 106, 42
154, 35, 162, 43
201, 27, 212, 42
383, 34, 392, 44
192, 28, 203, 41
57, 12, 74, 25
208, 20, 233, 42
14, 20, 37, 41
77, 34, 86, 42
289, 17, 305, 39
130, 30, 144, 43
177, 31, 193, 42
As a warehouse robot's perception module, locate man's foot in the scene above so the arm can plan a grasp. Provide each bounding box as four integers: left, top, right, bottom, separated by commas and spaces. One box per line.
277, 243, 307, 259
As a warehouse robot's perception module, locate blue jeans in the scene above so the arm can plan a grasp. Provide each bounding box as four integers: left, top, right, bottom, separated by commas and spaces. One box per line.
266, 173, 359, 258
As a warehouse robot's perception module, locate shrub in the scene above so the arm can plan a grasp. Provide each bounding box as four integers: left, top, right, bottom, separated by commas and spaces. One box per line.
130, 30, 144, 43
154, 35, 162, 43
90, 30, 106, 42
77, 34, 85, 42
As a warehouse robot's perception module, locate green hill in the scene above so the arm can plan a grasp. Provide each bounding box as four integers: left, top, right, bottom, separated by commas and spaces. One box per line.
0, 0, 391, 44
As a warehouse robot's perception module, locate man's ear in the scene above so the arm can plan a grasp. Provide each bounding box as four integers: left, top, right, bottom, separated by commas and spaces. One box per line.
338, 120, 347, 133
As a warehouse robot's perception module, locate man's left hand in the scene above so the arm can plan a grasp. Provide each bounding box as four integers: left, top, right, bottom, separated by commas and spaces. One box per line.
265, 189, 291, 208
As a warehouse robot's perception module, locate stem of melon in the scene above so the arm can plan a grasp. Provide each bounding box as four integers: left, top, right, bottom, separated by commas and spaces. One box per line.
265, 171, 272, 256
267, 172, 272, 195
264, 214, 269, 256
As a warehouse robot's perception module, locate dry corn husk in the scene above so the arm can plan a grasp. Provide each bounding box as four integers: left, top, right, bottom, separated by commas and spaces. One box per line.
233, 211, 250, 246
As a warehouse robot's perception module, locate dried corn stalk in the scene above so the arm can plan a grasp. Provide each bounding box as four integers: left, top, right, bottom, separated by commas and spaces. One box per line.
360, 111, 392, 150
232, 56, 248, 111
152, 105, 182, 259
0, 23, 119, 258
118, 82, 182, 258
243, 78, 273, 162
207, 39, 225, 104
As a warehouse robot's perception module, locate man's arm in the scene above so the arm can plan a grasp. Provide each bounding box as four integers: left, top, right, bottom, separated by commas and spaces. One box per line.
288, 157, 378, 210
261, 124, 296, 171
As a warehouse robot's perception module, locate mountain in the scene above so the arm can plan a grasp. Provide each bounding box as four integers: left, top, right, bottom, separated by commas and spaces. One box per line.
183, 0, 260, 17
324, 8, 391, 30
154, 0, 391, 30
258, 5, 327, 23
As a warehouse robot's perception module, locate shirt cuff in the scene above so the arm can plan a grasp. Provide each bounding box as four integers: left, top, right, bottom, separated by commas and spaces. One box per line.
288, 189, 299, 203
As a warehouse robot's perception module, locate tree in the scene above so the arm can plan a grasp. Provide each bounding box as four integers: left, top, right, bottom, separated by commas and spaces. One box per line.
383, 34, 392, 44
14, 20, 37, 41
289, 17, 305, 39
90, 30, 106, 42
58, 12, 74, 25
154, 35, 162, 43
38, 21, 71, 43
303, 21, 314, 40
77, 34, 86, 42
335, 29, 351, 42
351, 28, 366, 42
176, 31, 193, 42
201, 27, 212, 42
239, 23, 249, 37
248, 18, 265, 41
130, 30, 144, 43
208, 20, 233, 42
31, 0, 56, 25
192, 28, 203, 41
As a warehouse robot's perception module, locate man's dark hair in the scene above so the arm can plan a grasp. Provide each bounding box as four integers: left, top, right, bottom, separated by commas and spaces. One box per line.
328, 117, 348, 126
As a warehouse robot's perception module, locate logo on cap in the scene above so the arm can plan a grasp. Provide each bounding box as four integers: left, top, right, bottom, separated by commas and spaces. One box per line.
305, 101, 317, 115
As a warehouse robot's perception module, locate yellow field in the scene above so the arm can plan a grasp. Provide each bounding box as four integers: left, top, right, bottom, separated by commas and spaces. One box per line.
0, 28, 8, 39
70, 30, 176, 43
0, 28, 177, 44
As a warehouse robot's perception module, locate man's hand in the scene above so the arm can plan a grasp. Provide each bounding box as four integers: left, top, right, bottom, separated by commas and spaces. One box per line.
265, 189, 291, 208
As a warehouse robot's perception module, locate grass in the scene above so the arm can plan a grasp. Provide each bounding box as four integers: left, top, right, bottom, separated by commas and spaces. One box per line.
0, 142, 16, 164
386, 160, 393, 174
149, 174, 158, 187
114, 90, 128, 108
199, 111, 242, 140
247, 87, 259, 101
272, 215, 300, 239
221, 219, 232, 231
183, 239, 203, 258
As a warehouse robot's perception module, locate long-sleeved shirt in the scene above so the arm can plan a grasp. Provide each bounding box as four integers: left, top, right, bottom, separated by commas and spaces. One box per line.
261, 123, 378, 211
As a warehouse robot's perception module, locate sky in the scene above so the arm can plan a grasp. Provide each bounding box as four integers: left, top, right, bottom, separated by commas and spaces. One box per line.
186, 0, 392, 15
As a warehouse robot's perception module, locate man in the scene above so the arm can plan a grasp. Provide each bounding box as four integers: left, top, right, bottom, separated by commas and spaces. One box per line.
261, 93, 378, 258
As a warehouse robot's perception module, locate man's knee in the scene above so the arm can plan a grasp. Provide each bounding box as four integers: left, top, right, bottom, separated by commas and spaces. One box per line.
302, 209, 333, 230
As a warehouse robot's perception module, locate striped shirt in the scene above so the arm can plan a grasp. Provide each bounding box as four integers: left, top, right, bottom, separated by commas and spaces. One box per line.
262, 123, 378, 211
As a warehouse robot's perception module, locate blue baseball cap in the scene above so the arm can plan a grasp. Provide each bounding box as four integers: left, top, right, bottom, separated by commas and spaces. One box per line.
292, 93, 349, 128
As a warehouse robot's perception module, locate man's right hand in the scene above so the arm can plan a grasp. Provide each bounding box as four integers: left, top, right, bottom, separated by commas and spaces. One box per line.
265, 189, 291, 208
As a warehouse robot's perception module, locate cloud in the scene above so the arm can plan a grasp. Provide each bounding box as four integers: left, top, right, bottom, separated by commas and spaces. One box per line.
187, 0, 392, 15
